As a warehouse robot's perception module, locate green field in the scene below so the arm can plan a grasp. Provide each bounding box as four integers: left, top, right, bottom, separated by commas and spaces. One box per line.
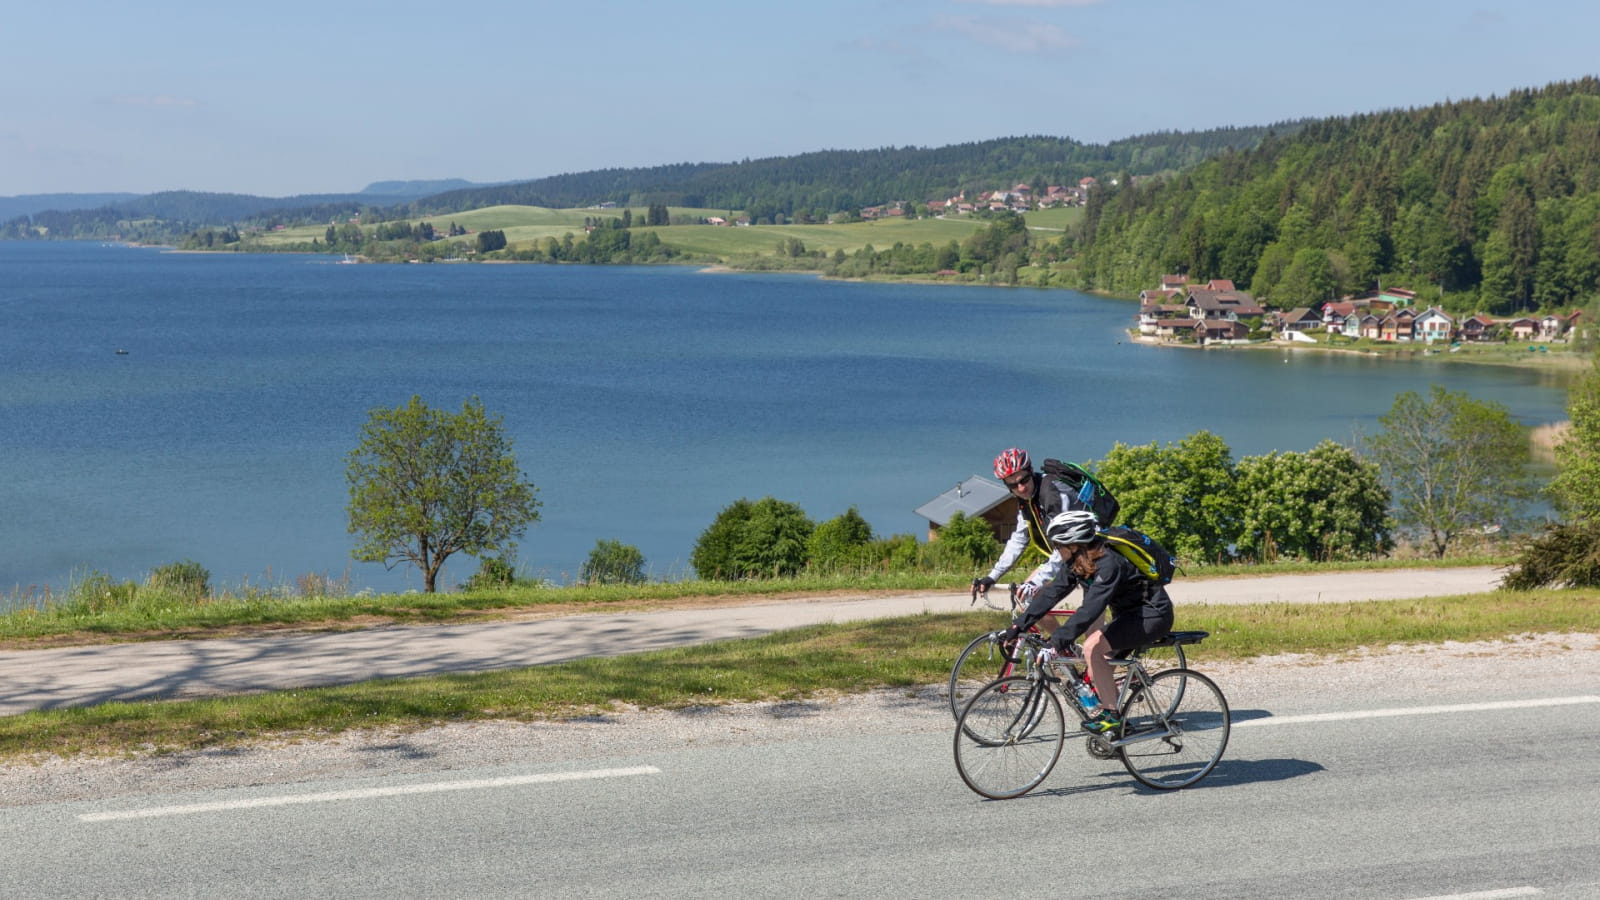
248, 204, 1009, 262
1021, 206, 1085, 231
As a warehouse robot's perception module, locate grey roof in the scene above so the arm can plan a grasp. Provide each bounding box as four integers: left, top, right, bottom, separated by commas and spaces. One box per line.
914, 475, 1011, 525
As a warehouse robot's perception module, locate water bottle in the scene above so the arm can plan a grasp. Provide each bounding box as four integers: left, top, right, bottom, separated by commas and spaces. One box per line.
1072, 676, 1102, 716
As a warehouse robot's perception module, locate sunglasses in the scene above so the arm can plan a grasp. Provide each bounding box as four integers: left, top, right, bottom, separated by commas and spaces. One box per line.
1004, 475, 1031, 489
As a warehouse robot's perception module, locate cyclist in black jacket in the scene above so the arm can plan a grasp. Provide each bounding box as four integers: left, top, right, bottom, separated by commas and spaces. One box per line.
1000, 510, 1175, 734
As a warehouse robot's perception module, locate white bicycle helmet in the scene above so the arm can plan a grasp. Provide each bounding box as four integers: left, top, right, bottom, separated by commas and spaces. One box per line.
1045, 510, 1099, 546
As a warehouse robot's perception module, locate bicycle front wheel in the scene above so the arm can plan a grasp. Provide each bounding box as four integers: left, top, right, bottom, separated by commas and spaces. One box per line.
1117, 668, 1229, 790
949, 631, 1031, 720
954, 677, 1065, 800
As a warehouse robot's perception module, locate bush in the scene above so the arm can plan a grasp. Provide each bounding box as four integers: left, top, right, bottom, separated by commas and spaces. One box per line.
806, 507, 875, 570
462, 554, 517, 591
691, 497, 814, 579
65, 571, 140, 614
934, 512, 1001, 569
147, 559, 211, 601
1500, 519, 1600, 590
580, 539, 647, 585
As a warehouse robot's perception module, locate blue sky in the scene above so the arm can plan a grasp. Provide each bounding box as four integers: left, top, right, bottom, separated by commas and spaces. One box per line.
5, 0, 1598, 198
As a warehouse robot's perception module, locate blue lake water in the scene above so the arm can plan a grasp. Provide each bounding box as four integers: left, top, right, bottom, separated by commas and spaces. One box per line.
0, 242, 1574, 595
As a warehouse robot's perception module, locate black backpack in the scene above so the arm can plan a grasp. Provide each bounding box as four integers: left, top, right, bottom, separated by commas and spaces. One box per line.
1099, 524, 1179, 585
1040, 458, 1120, 527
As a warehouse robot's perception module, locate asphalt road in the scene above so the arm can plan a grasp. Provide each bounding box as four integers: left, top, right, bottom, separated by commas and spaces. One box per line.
2, 660, 1597, 899
0, 567, 1503, 716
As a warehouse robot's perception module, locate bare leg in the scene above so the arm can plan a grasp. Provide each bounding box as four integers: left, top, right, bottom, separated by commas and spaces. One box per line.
1082, 624, 1118, 712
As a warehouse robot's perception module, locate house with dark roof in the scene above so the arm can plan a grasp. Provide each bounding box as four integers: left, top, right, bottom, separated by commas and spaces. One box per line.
1186, 288, 1265, 321
1460, 315, 1499, 342
914, 476, 1015, 542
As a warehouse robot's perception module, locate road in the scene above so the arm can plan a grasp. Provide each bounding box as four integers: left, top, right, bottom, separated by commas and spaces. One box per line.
2, 565, 1598, 898
1, 652, 1597, 899
0, 567, 1504, 716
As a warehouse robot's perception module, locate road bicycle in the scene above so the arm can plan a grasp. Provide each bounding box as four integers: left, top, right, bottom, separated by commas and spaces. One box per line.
948, 581, 1187, 721
953, 631, 1228, 799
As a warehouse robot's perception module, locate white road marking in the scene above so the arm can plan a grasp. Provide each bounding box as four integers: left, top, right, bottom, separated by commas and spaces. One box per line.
1404, 887, 1541, 899
78, 765, 661, 822
1234, 695, 1600, 728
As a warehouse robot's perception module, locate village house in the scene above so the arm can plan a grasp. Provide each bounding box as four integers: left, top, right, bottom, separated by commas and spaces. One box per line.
1196, 320, 1249, 344
1460, 315, 1499, 342
1275, 307, 1322, 333
913, 476, 1015, 542
1139, 302, 1191, 335
1540, 310, 1583, 340
1412, 307, 1455, 343
1506, 317, 1539, 341
1186, 286, 1265, 322
1322, 301, 1358, 333
1359, 314, 1383, 340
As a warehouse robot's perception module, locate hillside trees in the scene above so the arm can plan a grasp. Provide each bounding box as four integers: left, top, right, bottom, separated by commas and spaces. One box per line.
1073, 77, 1600, 313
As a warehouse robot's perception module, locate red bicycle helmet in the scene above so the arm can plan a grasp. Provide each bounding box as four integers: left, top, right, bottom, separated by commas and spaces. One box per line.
993, 448, 1031, 480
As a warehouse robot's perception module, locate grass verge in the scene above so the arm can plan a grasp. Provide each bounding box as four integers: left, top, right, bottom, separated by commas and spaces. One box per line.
0, 557, 1509, 646
1, 587, 1593, 762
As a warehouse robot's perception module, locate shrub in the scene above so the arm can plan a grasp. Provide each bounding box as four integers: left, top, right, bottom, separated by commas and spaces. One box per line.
580, 539, 647, 585
691, 497, 814, 579
806, 507, 875, 570
933, 512, 1001, 569
462, 554, 518, 591
1500, 519, 1600, 590
147, 559, 211, 601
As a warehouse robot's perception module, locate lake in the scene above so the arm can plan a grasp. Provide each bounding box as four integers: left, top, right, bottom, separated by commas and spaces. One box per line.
0, 241, 1574, 596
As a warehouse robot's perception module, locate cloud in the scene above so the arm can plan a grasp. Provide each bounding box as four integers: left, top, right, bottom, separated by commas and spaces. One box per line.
932, 14, 1080, 52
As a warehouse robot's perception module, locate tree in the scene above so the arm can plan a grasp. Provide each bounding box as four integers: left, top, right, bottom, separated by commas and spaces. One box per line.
580, 539, 647, 584
346, 396, 540, 592
1364, 386, 1533, 557
1550, 354, 1600, 520
1092, 431, 1242, 564
1233, 441, 1392, 561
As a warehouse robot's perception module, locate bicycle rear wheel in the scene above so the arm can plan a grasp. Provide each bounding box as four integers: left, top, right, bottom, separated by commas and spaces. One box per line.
954, 677, 1065, 800
949, 631, 1032, 720
1117, 668, 1229, 790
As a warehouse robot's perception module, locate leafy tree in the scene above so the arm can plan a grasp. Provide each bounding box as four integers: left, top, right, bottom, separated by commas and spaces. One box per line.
691, 496, 814, 579
580, 539, 647, 584
806, 506, 874, 570
346, 396, 540, 592
1364, 386, 1533, 558
1550, 354, 1600, 520
1092, 431, 1241, 564
1233, 441, 1392, 561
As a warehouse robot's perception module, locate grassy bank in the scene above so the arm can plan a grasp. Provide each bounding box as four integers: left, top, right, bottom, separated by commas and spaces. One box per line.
0, 557, 1508, 647
2, 583, 1592, 761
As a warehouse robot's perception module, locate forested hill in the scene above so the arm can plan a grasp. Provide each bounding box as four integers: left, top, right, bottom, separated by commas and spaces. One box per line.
415, 127, 1305, 222
1075, 77, 1600, 315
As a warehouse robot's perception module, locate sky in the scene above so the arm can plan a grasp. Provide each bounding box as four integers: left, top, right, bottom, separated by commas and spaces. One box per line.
5, 0, 1600, 198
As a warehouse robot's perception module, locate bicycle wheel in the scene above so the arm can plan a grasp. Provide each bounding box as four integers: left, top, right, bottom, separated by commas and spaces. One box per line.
1120, 643, 1188, 717
1117, 668, 1229, 790
949, 631, 1031, 720
954, 677, 1065, 800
